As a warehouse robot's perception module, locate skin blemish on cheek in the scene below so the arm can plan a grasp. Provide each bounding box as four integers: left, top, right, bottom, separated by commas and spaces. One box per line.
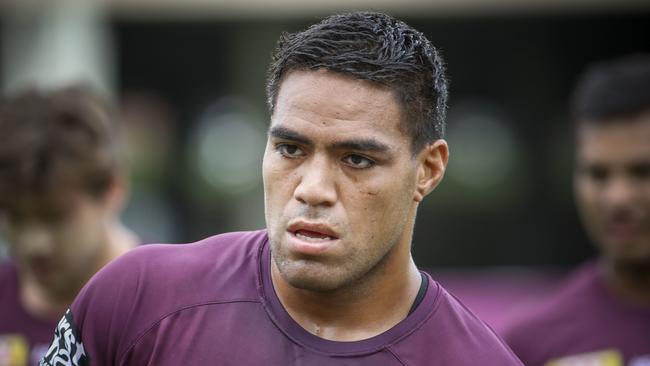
359, 188, 379, 196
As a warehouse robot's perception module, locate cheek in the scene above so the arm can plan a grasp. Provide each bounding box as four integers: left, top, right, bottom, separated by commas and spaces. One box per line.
357, 184, 379, 197
57, 227, 90, 257
262, 149, 285, 190
59, 216, 104, 256
263, 159, 283, 206
263, 155, 297, 229
349, 175, 414, 225
643, 185, 650, 204
6, 226, 52, 258
363, 166, 416, 201
575, 181, 598, 210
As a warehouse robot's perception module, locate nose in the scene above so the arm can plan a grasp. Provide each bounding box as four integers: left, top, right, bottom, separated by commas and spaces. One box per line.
293, 155, 338, 207
603, 176, 636, 209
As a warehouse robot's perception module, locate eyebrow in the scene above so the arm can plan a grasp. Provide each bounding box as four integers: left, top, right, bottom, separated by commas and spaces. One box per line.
331, 139, 389, 153
269, 126, 312, 145
268, 126, 390, 153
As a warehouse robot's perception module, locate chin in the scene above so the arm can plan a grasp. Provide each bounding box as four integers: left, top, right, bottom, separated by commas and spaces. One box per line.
279, 263, 352, 292
288, 277, 341, 292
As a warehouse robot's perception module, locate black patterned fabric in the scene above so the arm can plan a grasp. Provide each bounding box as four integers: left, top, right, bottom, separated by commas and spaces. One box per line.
39, 310, 88, 366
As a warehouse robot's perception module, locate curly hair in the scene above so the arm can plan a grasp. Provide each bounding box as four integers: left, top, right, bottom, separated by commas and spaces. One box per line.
266, 11, 448, 153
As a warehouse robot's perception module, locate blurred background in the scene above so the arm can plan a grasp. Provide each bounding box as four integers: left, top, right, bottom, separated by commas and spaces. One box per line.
0, 0, 649, 330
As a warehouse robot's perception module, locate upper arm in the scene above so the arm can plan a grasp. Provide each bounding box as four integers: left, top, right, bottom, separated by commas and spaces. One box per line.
38, 247, 148, 366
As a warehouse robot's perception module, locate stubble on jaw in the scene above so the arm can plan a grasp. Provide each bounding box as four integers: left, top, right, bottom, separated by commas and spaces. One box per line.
269, 229, 403, 299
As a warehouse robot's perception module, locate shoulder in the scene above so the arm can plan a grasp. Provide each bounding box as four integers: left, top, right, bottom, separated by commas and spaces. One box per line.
118, 229, 265, 264
76, 229, 268, 311
77, 229, 266, 304
501, 262, 600, 364
67, 230, 268, 364
503, 262, 600, 337
104, 229, 266, 281
391, 278, 523, 365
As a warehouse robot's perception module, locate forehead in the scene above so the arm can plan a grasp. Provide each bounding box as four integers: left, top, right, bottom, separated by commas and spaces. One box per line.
576, 114, 650, 162
272, 70, 407, 145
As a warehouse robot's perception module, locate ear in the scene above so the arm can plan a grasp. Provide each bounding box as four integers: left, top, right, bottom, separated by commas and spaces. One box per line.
101, 172, 129, 214
413, 139, 449, 202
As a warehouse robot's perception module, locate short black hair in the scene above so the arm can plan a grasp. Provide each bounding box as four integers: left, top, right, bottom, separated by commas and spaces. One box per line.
571, 54, 650, 124
266, 11, 448, 153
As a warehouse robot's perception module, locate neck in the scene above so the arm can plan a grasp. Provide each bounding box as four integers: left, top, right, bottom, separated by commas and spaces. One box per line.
271, 235, 422, 341
20, 220, 138, 320
601, 258, 650, 306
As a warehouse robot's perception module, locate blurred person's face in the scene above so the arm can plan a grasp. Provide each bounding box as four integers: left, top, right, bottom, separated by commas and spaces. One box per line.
1, 190, 114, 298
263, 70, 447, 292
574, 113, 650, 266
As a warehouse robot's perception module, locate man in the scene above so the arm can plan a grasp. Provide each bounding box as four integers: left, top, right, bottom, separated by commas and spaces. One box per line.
504, 55, 650, 366
0, 86, 138, 366
40, 12, 522, 365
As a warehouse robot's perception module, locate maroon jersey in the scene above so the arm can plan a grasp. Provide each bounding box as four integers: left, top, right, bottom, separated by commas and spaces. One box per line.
503, 261, 650, 366
0, 262, 58, 366
40, 230, 522, 365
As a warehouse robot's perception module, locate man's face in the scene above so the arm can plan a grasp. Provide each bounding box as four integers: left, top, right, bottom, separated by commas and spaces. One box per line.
574, 114, 650, 266
2, 191, 110, 297
263, 70, 437, 292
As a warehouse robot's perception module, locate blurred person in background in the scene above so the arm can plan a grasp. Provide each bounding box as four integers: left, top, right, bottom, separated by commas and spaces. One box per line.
38, 12, 521, 366
0, 85, 138, 366
504, 55, 650, 366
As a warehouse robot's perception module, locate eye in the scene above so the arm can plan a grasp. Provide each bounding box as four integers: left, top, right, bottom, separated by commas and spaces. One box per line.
585, 166, 609, 183
276, 144, 305, 158
629, 163, 650, 181
342, 154, 375, 169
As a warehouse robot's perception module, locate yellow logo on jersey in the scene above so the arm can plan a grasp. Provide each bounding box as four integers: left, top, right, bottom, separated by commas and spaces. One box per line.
0, 334, 28, 366
545, 349, 624, 366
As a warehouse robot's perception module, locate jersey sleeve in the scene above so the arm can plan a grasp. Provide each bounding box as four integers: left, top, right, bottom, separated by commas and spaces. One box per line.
38, 246, 150, 366
39, 309, 89, 366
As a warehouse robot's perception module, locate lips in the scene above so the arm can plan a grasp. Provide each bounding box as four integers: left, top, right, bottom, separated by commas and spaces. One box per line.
605, 221, 641, 241
604, 211, 642, 234
286, 221, 340, 255
288, 221, 339, 239
295, 229, 336, 241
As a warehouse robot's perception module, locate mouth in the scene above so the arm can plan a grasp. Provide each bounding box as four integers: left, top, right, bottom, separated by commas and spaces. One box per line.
286, 221, 340, 255
605, 221, 641, 240
602, 212, 645, 242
